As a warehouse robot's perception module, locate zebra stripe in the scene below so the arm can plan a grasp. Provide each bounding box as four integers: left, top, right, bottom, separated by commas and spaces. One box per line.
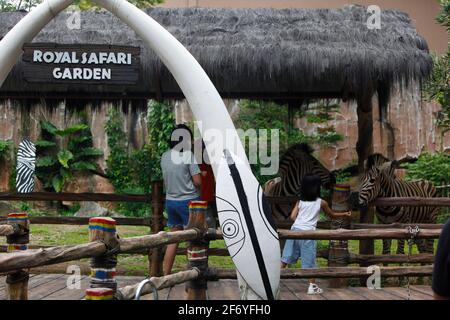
16, 139, 36, 194
264, 143, 334, 221
359, 159, 438, 254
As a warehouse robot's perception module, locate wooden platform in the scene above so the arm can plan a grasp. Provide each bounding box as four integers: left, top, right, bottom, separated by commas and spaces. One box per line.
0, 274, 434, 300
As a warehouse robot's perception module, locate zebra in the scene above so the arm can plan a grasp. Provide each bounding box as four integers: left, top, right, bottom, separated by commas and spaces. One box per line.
264, 143, 335, 221
16, 139, 36, 193
358, 157, 439, 254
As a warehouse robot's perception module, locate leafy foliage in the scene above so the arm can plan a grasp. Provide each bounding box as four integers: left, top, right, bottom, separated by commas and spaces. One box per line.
0, 0, 15, 11
35, 120, 103, 192
424, 0, 450, 135
0, 0, 164, 11
0, 140, 11, 159
335, 171, 352, 184
235, 100, 343, 184
105, 101, 175, 217
437, 0, 450, 32
405, 153, 450, 186
405, 151, 450, 223
147, 101, 176, 181
73, 0, 164, 10
0, 0, 40, 11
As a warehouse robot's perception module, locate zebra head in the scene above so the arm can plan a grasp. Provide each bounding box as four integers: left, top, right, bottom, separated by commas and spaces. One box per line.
287, 143, 335, 190
359, 160, 398, 206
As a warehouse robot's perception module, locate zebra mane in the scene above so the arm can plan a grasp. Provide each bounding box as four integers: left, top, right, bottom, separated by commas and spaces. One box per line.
286, 143, 314, 155
365, 153, 389, 170
279, 143, 315, 167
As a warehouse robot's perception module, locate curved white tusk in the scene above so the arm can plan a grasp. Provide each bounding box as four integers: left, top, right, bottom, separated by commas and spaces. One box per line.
0, 0, 280, 299
93, 0, 247, 172
0, 0, 73, 86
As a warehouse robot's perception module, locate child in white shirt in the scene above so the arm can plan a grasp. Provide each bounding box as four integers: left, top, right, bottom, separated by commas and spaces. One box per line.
281, 174, 351, 295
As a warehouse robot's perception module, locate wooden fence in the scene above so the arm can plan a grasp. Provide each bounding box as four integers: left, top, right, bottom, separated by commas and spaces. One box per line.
0, 184, 448, 300
0, 209, 442, 300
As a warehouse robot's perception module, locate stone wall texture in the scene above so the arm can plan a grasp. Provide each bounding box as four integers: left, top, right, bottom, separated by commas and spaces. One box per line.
0, 84, 449, 192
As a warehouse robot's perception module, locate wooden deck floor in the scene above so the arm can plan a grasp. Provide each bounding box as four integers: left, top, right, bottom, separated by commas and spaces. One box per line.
0, 274, 434, 300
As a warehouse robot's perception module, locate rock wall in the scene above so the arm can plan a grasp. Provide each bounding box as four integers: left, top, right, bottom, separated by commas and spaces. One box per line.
0, 83, 448, 194
0, 99, 148, 192
311, 83, 450, 170
175, 84, 450, 170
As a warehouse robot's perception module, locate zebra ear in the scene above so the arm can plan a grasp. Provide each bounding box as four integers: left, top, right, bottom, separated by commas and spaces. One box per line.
391, 160, 400, 168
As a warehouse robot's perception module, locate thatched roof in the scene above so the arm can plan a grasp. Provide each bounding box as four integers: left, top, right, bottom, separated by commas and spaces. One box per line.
0, 6, 432, 100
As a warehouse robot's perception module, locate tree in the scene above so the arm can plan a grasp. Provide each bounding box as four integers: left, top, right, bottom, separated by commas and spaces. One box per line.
235, 100, 343, 184
0, 0, 15, 11
0, 0, 42, 11
425, 0, 450, 138
0, 0, 164, 12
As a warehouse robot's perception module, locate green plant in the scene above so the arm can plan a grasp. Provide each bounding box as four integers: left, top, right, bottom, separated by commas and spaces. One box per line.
0, 140, 11, 159
0, 0, 164, 11
335, 171, 352, 184
104, 101, 175, 217
105, 107, 133, 190
425, 1, 450, 140
19, 202, 31, 212
405, 152, 450, 224
8, 161, 16, 191
147, 100, 176, 181
236, 100, 343, 184
405, 153, 450, 186
74, 0, 164, 10
35, 120, 103, 192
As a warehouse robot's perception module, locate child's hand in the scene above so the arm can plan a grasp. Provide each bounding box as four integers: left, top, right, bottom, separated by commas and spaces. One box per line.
345, 211, 352, 217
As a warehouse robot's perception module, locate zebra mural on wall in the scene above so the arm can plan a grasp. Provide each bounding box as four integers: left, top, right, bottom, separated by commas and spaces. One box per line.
264, 143, 335, 221
16, 139, 36, 194
358, 155, 439, 254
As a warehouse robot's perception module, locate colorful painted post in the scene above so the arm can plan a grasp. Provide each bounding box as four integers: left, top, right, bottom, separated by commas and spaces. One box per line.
86, 217, 118, 300
186, 201, 209, 300
329, 185, 351, 288
6, 213, 30, 300
85, 288, 114, 300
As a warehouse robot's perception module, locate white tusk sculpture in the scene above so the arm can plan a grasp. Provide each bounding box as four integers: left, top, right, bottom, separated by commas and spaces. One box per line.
0, 0, 280, 300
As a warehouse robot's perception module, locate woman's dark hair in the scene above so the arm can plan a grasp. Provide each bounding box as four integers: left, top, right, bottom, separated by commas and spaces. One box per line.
300, 174, 322, 201
169, 124, 193, 150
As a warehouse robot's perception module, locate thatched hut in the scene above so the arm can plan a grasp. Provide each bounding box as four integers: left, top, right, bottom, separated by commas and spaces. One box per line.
0, 6, 432, 171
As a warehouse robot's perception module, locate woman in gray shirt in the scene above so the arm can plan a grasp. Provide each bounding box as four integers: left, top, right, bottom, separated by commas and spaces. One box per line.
161, 124, 202, 275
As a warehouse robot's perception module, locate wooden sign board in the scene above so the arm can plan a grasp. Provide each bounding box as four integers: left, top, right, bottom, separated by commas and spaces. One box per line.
22, 43, 140, 85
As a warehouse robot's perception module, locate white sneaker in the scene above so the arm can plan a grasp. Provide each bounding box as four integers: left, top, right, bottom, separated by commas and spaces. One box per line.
307, 283, 323, 295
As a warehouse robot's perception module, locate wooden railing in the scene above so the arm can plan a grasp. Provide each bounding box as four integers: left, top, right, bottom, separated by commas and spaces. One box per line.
0, 212, 442, 300
1, 189, 448, 300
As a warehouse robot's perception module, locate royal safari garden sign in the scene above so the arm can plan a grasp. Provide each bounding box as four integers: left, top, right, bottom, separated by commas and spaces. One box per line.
21, 43, 140, 85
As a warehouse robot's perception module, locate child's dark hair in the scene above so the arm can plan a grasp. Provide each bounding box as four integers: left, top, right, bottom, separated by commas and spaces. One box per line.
169, 124, 193, 150
300, 174, 322, 201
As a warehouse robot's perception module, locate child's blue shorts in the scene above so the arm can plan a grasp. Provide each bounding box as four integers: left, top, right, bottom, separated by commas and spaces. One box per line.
281, 229, 317, 268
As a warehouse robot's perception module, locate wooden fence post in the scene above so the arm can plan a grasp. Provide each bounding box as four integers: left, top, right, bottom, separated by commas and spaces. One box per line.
328, 185, 351, 288
6, 213, 30, 300
150, 180, 164, 276
186, 201, 209, 300
85, 217, 118, 300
